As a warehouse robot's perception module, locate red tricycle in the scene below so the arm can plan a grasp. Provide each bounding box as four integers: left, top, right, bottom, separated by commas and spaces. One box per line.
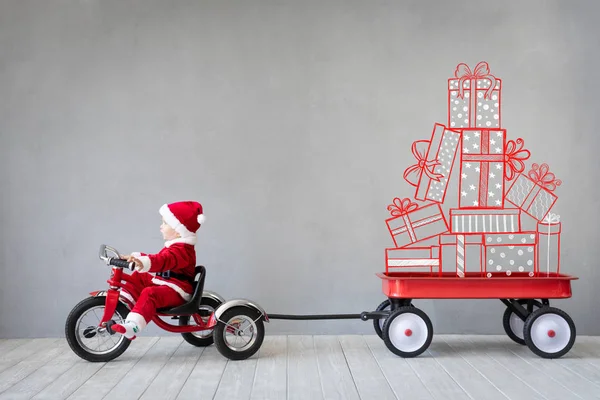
65, 245, 270, 362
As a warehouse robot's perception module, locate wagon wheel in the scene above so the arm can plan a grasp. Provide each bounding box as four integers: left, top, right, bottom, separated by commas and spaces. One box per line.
373, 300, 390, 339
502, 299, 543, 345
523, 307, 576, 359
373, 299, 414, 339
382, 306, 432, 358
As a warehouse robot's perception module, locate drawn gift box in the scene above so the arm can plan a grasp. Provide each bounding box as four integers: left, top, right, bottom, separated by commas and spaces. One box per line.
447, 61, 502, 129
439, 234, 485, 277
403, 123, 461, 204
449, 208, 521, 233
385, 197, 449, 249
537, 213, 561, 276
459, 132, 530, 208
505, 163, 561, 222
385, 246, 440, 275
483, 232, 537, 277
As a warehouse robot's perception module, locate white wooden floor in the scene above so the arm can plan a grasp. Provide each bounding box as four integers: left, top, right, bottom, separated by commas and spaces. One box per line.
0, 334, 599, 400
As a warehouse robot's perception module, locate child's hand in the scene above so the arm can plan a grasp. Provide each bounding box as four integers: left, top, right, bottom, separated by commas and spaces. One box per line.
120, 254, 143, 271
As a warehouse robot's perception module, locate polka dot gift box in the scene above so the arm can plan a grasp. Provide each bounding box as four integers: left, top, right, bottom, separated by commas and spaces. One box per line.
483, 233, 538, 277
448, 61, 501, 129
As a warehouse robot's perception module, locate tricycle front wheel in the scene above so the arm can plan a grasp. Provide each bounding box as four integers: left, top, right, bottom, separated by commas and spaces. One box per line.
65, 296, 131, 362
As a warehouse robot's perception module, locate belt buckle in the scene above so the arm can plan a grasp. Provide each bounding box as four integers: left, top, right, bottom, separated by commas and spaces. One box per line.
162, 270, 171, 279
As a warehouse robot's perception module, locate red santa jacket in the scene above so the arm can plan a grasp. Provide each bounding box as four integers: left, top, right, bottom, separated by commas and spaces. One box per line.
131, 237, 196, 301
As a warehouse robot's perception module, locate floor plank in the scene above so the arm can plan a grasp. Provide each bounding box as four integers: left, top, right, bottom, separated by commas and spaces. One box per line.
287, 335, 324, 400
0, 339, 69, 394
426, 340, 509, 400
0, 335, 598, 400
212, 353, 258, 400
138, 341, 204, 400
175, 345, 228, 400
495, 336, 600, 399
0, 339, 61, 374
399, 340, 472, 400
30, 359, 105, 399
364, 335, 434, 400
313, 335, 360, 400
338, 335, 397, 400
66, 337, 159, 400
0, 342, 82, 400
101, 337, 183, 400
463, 335, 585, 400
249, 335, 287, 400
442, 335, 547, 400
0, 339, 31, 356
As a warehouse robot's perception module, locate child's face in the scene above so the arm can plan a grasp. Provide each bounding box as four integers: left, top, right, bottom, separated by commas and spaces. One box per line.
160, 218, 180, 241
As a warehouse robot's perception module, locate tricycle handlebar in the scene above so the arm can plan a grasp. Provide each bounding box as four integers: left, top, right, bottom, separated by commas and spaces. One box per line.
98, 244, 134, 270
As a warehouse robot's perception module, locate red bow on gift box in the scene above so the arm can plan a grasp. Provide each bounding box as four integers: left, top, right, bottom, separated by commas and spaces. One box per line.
504, 138, 531, 180
387, 197, 419, 216
403, 140, 444, 187
528, 163, 562, 191
455, 61, 497, 100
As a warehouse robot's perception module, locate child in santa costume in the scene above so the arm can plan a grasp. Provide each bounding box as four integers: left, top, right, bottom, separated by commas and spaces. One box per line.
110, 201, 205, 339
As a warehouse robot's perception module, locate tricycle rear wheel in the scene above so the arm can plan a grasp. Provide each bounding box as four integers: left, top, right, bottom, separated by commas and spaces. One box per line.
179, 296, 222, 347
65, 296, 131, 362
213, 306, 265, 361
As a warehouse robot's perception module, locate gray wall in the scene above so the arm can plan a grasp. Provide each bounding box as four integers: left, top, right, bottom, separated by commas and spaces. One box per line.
2, 0, 599, 338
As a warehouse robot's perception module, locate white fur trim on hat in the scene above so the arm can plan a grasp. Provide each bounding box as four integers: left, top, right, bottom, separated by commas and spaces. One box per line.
159, 204, 194, 238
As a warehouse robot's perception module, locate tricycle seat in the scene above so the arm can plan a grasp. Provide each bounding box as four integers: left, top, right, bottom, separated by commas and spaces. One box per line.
157, 265, 206, 316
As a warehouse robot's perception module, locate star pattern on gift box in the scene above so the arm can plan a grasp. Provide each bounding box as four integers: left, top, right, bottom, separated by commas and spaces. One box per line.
459, 130, 505, 208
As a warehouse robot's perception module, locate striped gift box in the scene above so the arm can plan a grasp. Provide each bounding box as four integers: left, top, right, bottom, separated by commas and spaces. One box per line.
439, 234, 485, 277
385, 246, 440, 275
449, 208, 521, 233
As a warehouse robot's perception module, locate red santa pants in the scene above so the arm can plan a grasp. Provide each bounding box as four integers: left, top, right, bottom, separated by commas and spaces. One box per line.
121, 272, 186, 323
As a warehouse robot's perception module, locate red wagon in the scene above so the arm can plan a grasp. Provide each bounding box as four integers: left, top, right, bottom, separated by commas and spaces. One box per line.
371, 271, 578, 359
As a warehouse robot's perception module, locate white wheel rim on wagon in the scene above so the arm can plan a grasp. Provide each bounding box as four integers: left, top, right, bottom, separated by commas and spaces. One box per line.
530, 313, 571, 354
388, 312, 428, 352
509, 303, 540, 339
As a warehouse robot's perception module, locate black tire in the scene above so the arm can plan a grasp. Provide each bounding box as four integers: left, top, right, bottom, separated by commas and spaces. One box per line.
65, 296, 131, 362
373, 299, 391, 339
502, 299, 544, 345
382, 306, 433, 358
213, 306, 265, 361
179, 296, 222, 347
523, 306, 576, 359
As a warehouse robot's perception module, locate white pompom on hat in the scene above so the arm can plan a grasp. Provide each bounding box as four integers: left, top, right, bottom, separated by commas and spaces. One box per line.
159, 201, 205, 238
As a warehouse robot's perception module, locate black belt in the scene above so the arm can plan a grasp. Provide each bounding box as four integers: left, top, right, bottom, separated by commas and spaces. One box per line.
156, 270, 193, 283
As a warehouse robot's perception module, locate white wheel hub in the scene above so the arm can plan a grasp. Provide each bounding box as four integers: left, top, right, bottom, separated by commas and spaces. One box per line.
509, 304, 540, 339
530, 313, 571, 354
388, 312, 428, 353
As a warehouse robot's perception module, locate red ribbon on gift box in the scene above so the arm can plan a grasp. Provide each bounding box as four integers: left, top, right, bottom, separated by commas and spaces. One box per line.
455, 61, 497, 100
387, 197, 419, 243
403, 140, 444, 187
504, 138, 531, 181
521, 163, 562, 212
528, 163, 562, 191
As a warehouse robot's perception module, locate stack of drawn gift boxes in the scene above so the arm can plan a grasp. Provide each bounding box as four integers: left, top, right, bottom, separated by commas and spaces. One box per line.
385, 61, 562, 278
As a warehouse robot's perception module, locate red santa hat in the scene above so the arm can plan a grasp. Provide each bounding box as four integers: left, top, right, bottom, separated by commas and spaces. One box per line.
159, 201, 205, 238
